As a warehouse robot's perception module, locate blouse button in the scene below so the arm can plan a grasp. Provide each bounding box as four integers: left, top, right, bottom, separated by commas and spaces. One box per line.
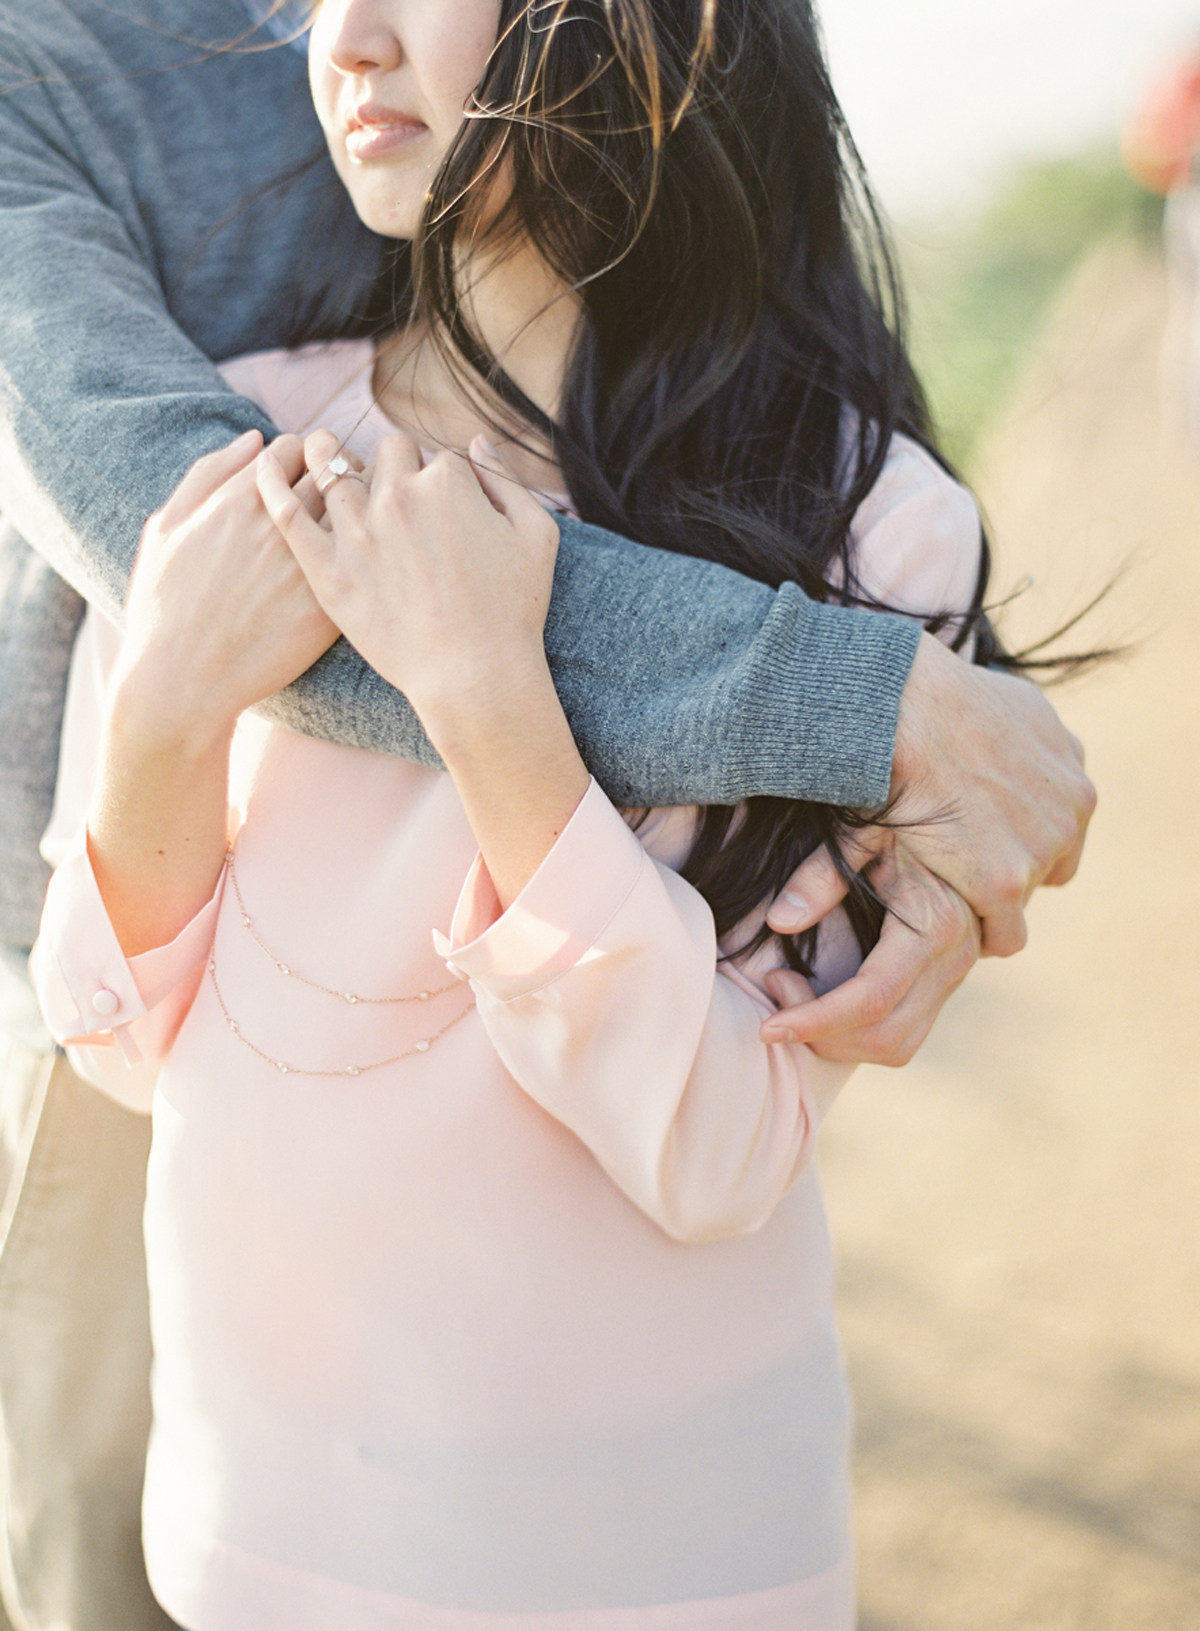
91, 988, 120, 1018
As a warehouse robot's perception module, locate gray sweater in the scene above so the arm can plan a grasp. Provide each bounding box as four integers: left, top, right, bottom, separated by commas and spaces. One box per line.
0, 0, 919, 956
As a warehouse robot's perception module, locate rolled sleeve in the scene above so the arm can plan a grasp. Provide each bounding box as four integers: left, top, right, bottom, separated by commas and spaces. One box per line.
435, 779, 646, 1002
31, 832, 224, 1085
433, 781, 849, 1243
34, 842, 149, 1045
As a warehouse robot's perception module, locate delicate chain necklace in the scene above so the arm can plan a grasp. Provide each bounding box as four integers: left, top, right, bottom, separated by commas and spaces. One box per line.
225, 846, 461, 1006
208, 848, 474, 1079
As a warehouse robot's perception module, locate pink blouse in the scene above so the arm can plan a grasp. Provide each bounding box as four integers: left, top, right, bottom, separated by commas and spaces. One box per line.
32, 342, 982, 1631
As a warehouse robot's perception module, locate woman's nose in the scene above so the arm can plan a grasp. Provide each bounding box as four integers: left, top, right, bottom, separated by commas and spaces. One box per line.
322, 0, 402, 76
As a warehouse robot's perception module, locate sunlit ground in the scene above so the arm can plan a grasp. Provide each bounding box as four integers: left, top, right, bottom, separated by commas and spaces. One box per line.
823, 166, 1200, 1628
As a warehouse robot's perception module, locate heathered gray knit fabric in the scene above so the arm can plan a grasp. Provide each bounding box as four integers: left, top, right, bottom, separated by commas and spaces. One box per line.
0, 0, 919, 955
0, 528, 81, 956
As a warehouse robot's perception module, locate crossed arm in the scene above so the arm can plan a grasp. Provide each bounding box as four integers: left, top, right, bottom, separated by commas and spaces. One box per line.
0, 1, 1095, 1065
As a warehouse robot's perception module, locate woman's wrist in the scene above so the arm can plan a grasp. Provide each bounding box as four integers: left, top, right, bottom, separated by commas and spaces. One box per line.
107, 656, 240, 762
414, 648, 562, 765
89, 689, 236, 959
421, 652, 591, 909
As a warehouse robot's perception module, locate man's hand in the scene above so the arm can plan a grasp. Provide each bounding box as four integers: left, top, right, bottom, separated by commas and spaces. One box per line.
888, 633, 1095, 956
758, 636, 1095, 1066
760, 838, 980, 1066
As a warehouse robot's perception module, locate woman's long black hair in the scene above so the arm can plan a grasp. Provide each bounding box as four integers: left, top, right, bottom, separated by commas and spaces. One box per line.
332, 0, 999, 971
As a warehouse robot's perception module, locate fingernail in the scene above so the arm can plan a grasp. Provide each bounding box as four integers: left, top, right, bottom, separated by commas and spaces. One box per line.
256, 448, 276, 470
768, 890, 809, 931
761, 1027, 797, 1045
232, 428, 259, 447
476, 436, 500, 459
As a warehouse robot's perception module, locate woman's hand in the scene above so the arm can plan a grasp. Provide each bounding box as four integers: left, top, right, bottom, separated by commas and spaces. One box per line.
257, 428, 589, 908
90, 430, 339, 958
257, 427, 560, 732
115, 429, 339, 743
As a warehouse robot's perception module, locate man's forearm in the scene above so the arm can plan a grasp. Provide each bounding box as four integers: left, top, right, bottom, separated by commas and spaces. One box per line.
0, 529, 83, 951
0, 0, 383, 612
545, 517, 919, 807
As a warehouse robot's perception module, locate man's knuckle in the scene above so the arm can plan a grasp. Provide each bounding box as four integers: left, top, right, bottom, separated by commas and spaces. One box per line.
928, 894, 967, 951
1026, 838, 1055, 881
859, 1024, 910, 1067
950, 934, 979, 979
1051, 826, 1078, 868
887, 1035, 920, 1068
993, 860, 1030, 906
858, 982, 899, 1027
1034, 814, 1076, 878
931, 921, 960, 959
869, 1016, 907, 1062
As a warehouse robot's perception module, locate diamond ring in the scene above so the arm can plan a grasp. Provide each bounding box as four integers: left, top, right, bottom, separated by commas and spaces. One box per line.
315, 453, 367, 496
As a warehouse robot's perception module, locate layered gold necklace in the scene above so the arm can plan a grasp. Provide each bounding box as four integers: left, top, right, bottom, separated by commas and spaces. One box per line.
207, 848, 475, 1078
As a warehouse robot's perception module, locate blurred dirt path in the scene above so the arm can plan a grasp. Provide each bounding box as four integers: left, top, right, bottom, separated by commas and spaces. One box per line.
822, 237, 1200, 1630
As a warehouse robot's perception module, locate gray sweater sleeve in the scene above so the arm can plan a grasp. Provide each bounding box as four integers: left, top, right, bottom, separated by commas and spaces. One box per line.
0, 1, 918, 842
256, 519, 918, 808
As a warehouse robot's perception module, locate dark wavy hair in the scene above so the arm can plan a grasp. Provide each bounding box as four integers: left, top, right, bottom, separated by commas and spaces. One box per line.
310, 0, 998, 971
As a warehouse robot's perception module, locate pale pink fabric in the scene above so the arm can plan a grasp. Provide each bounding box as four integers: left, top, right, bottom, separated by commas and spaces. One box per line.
32, 341, 982, 1631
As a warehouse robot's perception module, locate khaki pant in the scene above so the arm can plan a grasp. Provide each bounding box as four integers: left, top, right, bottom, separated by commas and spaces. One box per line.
0, 1039, 177, 1631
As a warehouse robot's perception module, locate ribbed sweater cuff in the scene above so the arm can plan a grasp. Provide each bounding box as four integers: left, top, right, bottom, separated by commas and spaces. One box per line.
721, 587, 921, 809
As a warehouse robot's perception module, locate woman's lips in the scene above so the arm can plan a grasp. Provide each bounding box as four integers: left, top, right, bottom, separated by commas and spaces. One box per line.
344, 109, 427, 162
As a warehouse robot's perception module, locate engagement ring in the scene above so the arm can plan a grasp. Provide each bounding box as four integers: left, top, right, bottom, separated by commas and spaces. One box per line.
315, 454, 366, 496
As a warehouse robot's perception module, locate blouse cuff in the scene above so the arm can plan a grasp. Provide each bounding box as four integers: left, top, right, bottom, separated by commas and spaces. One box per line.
434, 779, 645, 1003
34, 832, 224, 1049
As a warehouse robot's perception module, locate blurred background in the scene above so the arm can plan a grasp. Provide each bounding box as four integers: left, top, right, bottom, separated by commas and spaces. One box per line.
815, 2, 1200, 1626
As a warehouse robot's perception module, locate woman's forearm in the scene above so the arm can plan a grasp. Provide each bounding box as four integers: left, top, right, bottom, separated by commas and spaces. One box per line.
422, 657, 591, 910
81, 433, 341, 962
87, 674, 234, 959
257, 435, 591, 909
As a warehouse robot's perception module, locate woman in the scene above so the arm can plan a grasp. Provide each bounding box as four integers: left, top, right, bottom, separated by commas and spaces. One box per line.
33, 0, 984, 1625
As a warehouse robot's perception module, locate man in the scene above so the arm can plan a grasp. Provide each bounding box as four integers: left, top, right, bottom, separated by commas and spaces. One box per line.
0, 3, 1094, 1627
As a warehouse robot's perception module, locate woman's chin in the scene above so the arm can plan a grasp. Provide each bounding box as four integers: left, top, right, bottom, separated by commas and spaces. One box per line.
332, 159, 425, 242
349, 191, 422, 243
